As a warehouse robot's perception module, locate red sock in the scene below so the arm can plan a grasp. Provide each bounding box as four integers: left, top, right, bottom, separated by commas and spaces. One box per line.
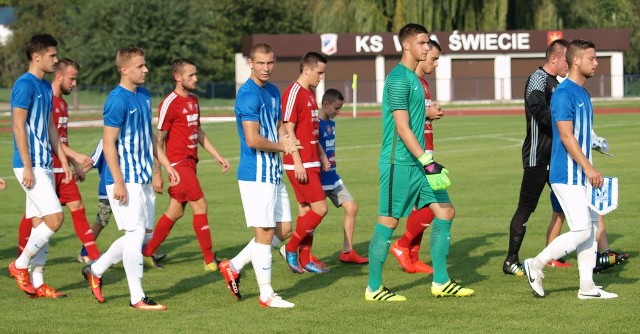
397, 207, 435, 248
71, 208, 101, 260
17, 215, 32, 255
193, 214, 215, 264
143, 214, 175, 257
298, 234, 314, 266
285, 210, 322, 253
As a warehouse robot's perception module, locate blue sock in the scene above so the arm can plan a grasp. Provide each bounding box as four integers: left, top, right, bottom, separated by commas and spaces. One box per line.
80, 246, 88, 257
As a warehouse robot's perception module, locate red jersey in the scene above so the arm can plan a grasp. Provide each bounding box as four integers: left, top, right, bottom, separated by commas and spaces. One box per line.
419, 78, 434, 153
157, 92, 201, 163
52, 96, 69, 171
281, 82, 320, 169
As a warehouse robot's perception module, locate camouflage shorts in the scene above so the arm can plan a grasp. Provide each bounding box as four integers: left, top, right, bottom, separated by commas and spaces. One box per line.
95, 199, 112, 227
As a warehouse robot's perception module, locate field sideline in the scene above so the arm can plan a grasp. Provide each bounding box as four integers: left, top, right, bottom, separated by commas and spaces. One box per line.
0, 110, 637, 333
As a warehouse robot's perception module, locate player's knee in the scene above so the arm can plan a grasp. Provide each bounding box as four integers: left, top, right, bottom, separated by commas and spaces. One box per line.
572, 228, 593, 245
343, 201, 358, 215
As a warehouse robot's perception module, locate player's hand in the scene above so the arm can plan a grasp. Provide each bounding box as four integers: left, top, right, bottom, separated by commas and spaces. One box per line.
427, 102, 444, 121
321, 155, 331, 172
419, 153, 451, 191
61, 165, 73, 184
294, 163, 307, 183
0, 178, 7, 190
166, 167, 180, 187
21, 167, 34, 189
74, 163, 86, 182
152, 172, 164, 194
217, 157, 230, 173
280, 134, 303, 155
112, 181, 127, 204
585, 166, 603, 188
75, 153, 93, 169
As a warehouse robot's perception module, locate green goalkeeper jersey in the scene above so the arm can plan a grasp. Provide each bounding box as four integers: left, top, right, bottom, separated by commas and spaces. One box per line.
379, 63, 426, 166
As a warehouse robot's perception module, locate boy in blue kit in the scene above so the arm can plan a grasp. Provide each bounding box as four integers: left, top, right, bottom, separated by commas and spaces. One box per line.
318, 89, 368, 264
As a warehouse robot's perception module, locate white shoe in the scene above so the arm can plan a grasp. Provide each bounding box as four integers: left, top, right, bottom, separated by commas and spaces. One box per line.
259, 293, 294, 308
523, 258, 545, 297
76, 253, 91, 265
279, 245, 286, 259
578, 287, 618, 300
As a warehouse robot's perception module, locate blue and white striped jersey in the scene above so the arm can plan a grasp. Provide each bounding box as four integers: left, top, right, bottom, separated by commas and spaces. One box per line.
103, 86, 154, 185
235, 79, 283, 184
11, 73, 54, 169
550, 79, 593, 186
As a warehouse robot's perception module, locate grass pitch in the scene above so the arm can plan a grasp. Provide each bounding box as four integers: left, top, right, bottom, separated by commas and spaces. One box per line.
0, 111, 637, 333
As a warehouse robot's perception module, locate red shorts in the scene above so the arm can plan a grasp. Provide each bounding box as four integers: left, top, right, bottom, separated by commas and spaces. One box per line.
285, 167, 326, 204
168, 158, 204, 203
54, 172, 82, 205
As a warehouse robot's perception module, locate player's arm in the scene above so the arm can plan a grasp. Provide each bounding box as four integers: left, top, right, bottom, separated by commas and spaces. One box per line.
103, 125, 127, 203
282, 121, 307, 183
152, 130, 168, 193
393, 109, 427, 158
49, 113, 72, 183
557, 120, 602, 188
198, 127, 229, 172
61, 144, 92, 182
153, 132, 180, 187
244, 120, 298, 153
526, 89, 552, 127
426, 102, 443, 121
319, 144, 330, 172
12, 106, 35, 188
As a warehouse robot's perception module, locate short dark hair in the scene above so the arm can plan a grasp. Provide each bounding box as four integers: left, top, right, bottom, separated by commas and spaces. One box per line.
427, 39, 442, 52
25, 33, 58, 61
322, 88, 344, 105
250, 43, 274, 60
566, 39, 596, 67
171, 58, 196, 76
299, 52, 327, 73
53, 58, 80, 73
398, 23, 429, 44
545, 39, 569, 62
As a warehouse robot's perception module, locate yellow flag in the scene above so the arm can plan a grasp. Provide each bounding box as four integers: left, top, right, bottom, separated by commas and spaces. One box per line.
352, 74, 357, 90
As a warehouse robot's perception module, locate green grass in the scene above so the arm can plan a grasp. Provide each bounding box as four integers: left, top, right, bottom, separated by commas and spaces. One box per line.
0, 112, 638, 333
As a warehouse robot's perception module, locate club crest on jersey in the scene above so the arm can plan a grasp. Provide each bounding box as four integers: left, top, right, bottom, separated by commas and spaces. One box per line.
326, 125, 333, 135
187, 101, 194, 111
320, 33, 338, 56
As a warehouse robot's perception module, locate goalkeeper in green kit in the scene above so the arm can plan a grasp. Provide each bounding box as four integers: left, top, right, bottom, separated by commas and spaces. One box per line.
365, 23, 474, 301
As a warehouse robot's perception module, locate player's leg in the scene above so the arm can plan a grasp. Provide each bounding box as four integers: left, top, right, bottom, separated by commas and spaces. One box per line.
142, 198, 184, 268
504, 166, 547, 275
366, 164, 414, 302
10, 168, 63, 295
328, 184, 368, 264
594, 215, 630, 272
392, 206, 434, 273
78, 199, 112, 264
188, 197, 219, 271
284, 169, 327, 270
545, 196, 572, 268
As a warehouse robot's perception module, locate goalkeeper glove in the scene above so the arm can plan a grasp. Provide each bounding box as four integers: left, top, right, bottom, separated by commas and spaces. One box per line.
418, 153, 451, 191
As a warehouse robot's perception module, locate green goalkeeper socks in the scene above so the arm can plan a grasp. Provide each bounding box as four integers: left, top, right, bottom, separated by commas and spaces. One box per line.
368, 223, 394, 291
430, 218, 452, 284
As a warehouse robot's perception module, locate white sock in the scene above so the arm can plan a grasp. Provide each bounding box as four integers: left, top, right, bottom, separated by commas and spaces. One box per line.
16, 223, 55, 268
231, 239, 256, 272
271, 235, 283, 248
30, 243, 49, 289
92, 235, 126, 277
251, 242, 274, 301
123, 228, 146, 304
577, 228, 597, 291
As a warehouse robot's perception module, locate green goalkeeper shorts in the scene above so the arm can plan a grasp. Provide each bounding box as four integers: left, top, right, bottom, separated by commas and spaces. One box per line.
378, 163, 450, 218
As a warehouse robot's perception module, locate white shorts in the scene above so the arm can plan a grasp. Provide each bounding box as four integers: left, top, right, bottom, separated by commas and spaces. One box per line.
238, 181, 291, 228
551, 183, 598, 231
13, 167, 62, 219
106, 183, 155, 231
